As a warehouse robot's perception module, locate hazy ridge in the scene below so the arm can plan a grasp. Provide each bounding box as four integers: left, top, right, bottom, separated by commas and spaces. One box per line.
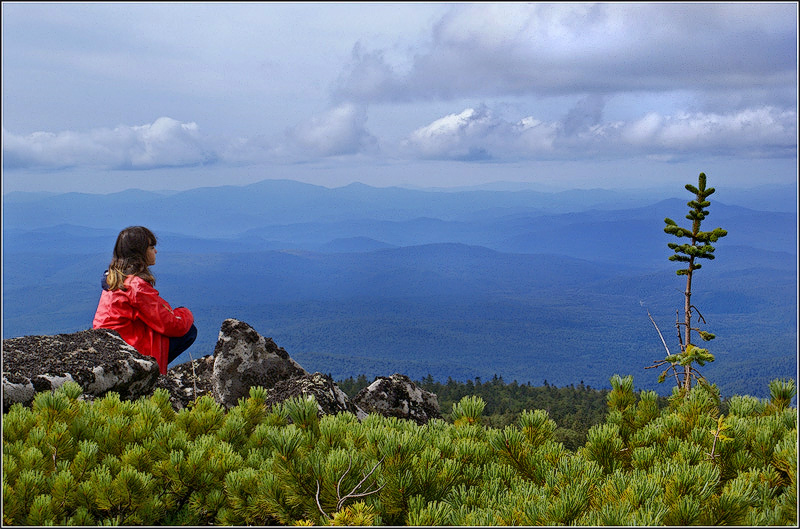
2, 179, 796, 398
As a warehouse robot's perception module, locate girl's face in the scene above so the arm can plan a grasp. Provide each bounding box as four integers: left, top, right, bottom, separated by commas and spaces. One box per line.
146, 245, 157, 266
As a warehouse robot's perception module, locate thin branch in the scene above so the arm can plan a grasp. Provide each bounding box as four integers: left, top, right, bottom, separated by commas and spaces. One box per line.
336, 454, 354, 500
316, 455, 386, 519
645, 360, 680, 386
690, 305, 707, 324
189, 352, 198, 401
666, 366, 681, 386
645, 359, 668, 369
706, 416, 725, 461
50, 443, 58, 471
337, 484, 386, 511
337, 456, 386, 511
675, 310, 684, 349
691, 367, 709, 387
646, 309, 671, 356
315, 480, 331, 520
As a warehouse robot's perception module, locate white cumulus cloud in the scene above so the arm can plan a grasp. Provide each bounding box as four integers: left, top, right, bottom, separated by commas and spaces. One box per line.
3, 117, 215, 170
629, 107, 798, 157
402, 107, 499, 160
400, 104, 796, 162
285, 103, 378, 158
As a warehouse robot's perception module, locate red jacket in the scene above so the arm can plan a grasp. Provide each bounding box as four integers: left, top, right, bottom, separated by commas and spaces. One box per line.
93, 275, 194, 374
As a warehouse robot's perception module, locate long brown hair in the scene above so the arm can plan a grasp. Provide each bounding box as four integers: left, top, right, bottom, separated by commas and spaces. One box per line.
106, 226, 157, 290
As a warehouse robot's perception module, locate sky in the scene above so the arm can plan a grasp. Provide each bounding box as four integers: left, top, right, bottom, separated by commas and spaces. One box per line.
1, 1, 797, 194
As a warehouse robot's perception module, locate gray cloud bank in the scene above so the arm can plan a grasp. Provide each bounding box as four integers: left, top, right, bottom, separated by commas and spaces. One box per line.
4, 103, 794, 170
3, 3, 796, 172
334, 3, 796, 105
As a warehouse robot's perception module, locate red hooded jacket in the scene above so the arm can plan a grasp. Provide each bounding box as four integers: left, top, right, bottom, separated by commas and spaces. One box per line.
93, 274, 193, 374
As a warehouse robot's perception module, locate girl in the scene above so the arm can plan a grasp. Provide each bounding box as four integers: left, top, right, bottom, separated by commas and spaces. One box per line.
93, 226, 197, 374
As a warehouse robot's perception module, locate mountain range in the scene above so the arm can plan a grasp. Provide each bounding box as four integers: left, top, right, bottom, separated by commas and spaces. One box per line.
2, 179, 797, 398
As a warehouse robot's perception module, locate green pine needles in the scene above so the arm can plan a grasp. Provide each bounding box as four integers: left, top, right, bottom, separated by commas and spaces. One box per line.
3, 378, 796, 526
652, 172, 728, 392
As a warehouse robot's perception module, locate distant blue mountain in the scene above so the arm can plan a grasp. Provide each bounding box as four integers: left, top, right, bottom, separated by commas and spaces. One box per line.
4, 178, 795, 236
2, 179, 796, 398
315, 237, 398, 253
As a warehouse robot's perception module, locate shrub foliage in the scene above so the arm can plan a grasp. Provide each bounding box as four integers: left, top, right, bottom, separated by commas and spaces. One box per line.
3, 377, 796, 526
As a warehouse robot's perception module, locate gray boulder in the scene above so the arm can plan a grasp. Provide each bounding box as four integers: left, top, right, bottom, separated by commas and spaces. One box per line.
211, 319, 308, 409
354, 374, 442, 425
2, 322, 442, 426
2, 329, 160, 412
155, 354, 215, 410
164, 322, 364, 417
265, 372, 367, 419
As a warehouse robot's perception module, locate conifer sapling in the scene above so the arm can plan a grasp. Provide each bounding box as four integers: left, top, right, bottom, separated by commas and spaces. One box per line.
649, 172, 727, 392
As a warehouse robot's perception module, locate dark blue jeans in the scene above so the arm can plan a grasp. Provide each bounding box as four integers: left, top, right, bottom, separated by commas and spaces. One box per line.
168, 324, 197, 364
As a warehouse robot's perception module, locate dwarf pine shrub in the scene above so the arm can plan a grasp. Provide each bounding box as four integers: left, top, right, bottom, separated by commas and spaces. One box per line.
3, 378, 797, 526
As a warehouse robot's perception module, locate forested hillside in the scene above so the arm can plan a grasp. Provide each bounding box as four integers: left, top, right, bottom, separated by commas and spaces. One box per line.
2, 180, 796, 398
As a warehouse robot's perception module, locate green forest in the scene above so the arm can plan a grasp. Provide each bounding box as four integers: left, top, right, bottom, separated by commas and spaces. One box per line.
2, 376, 796, 526
337, 374, 665, 450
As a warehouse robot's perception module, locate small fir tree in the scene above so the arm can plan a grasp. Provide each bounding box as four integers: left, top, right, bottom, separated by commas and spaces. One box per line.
651, 172, 727, 392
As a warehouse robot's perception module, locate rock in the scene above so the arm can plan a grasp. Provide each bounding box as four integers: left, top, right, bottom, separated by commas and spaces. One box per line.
154, 354, 215, 410
2, 321, 443, 425
161, 322, 364, 417
265, 372, 367, 419
210, 319, 308, 409
2, 329, 160, 412
354, 374, 442, 425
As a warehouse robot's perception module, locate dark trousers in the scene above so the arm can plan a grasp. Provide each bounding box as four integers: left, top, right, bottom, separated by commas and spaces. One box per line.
168, 324, 198, 364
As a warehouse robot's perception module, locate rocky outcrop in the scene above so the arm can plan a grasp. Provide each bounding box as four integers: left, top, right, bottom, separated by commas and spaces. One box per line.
265, 372, 367, 419
211, 319, 308, 409
2, 329, 160, 412
2, 320, 441, 426
354, 374, 442, 425
154, 354, 215, 410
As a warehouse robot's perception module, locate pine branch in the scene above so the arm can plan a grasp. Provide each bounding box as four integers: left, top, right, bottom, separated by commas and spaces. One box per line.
645, 359, 680, 386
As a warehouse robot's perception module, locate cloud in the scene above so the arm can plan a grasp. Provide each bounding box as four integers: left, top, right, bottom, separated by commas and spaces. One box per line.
284, 103, 378, 158
3, 117, 216, 170
562, 95, 605, 136
401, 104, 796, 161
401, 106, 507, 161
2, 106, 382, 172
5, 102, 793, 174
623, 107, 798, 158
401, 105, 560, 161
332, 43, 406, 103
334, 3, 797, 104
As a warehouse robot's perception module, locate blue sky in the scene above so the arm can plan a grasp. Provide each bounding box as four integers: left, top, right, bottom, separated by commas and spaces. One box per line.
2, 2, 797, 193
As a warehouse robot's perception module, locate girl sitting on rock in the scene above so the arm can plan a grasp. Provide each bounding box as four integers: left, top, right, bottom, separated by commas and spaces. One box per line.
93, 226, 197, 374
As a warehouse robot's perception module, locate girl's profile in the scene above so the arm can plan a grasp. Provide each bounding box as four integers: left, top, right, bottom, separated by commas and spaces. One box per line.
93, 226, 197, 373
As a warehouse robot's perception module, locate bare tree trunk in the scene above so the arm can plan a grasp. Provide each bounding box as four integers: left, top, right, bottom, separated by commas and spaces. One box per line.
683, 225, 699, 391
683, 267, 693, 391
